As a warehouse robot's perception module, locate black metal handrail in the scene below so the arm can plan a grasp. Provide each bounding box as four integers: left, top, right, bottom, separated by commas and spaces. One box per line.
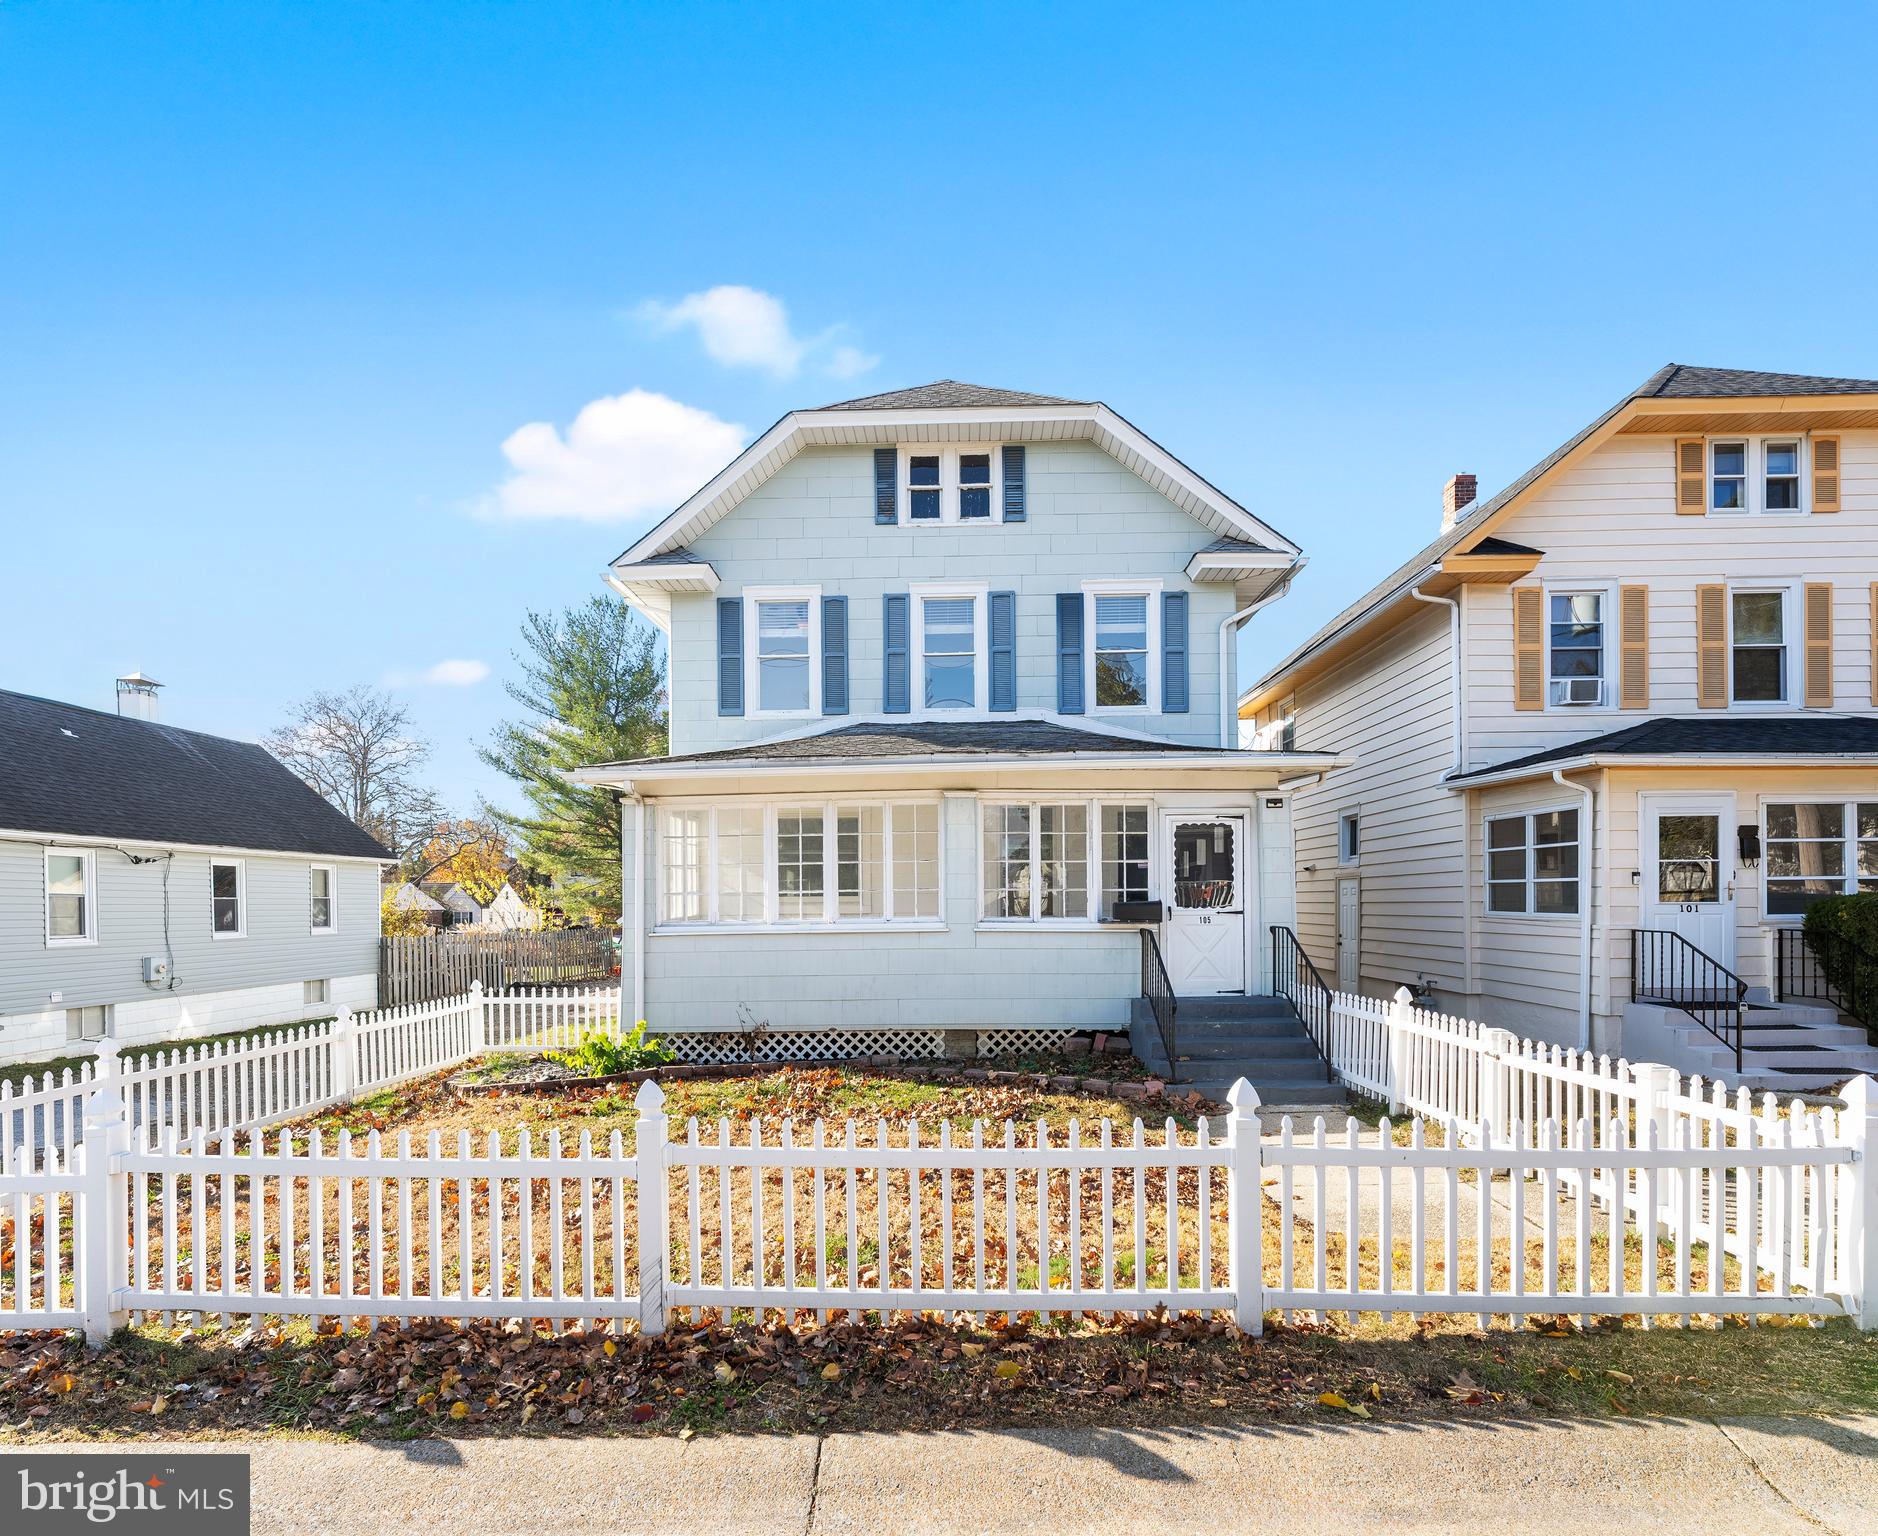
1630, 928, 1747, 1072
1774, 925, 1878, 1040
1139, 930, 1178, 1076
1269, 924, 1334, 1082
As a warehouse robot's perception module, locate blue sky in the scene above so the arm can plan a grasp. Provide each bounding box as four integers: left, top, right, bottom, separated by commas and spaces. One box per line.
6, 1, 1878, 813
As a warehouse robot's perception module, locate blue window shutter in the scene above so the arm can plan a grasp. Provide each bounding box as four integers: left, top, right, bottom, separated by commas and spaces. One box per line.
882, 593, 910, 713
1001, 444, 1026, 522
874, 448, 897, 524
1056, 593, 1085, 714
989, 591, 1017, 711
1162, 591, 1190, 713
822, 596, 849, 715
717, 597, 744, 716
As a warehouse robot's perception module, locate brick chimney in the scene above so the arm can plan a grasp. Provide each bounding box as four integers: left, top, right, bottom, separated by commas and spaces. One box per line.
1441, 473, 1477, 533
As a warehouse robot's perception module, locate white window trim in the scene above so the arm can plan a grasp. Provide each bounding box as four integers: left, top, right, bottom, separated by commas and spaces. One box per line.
310, 862, 338, 935
1706, 435, 1810, 518
653, 797, 947, 933
1542, 582, 1617, 712
898, 444, 1004, 527
45, 845, 98, 947
1726, 582, 1798, 709
1337, 812, 1360, 868
743, 585, 822, 720
210, 857, 246, 940
1482, 804, 1582, 921
1759, 797, 1878, 923
978, 796, 1161, 928
1082, 578, 1163, 715
909, 582, 992, 719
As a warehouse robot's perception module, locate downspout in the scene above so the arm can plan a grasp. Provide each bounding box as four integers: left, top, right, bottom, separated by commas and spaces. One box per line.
1552, 769, 1596, 1052
620, 788, 646, 1028
1409, 585, 1464, 776
1219, 562, 1304, 748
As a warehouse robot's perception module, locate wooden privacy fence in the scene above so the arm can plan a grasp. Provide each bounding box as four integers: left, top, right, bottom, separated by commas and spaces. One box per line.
378, 928, 615, 1007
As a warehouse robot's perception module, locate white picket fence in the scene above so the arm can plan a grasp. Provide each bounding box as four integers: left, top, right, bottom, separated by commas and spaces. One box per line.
2, 980, 1875, 1343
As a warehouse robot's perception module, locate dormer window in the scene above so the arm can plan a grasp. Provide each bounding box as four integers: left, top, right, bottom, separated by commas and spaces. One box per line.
1710, 438, 1808, 515
898, 446, 1004, 525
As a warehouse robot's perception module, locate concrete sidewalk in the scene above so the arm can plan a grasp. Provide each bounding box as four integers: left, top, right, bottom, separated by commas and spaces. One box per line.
15, 1415, 1875, 1534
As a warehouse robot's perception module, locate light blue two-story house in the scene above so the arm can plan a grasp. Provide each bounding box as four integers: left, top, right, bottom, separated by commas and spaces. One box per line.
578, 382, 1342, 1073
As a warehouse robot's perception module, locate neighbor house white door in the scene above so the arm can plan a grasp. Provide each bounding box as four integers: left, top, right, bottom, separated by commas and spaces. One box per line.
1336, 878, 1361, 992
1161, 813, 1247, 995
1642, 794, 1737, 970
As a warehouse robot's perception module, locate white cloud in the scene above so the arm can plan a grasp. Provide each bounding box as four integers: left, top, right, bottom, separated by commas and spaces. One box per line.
385, 658, 492, 688
474, 388, 748, 524
636, 284, 879, 381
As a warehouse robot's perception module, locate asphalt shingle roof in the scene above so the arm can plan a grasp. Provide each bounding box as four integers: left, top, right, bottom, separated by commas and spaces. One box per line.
1449, 716, 1878, 783
594, 719, 1241, 771
1255, 364, 1878, 694
819, 380, 1090, 411
0, 689, 392, 859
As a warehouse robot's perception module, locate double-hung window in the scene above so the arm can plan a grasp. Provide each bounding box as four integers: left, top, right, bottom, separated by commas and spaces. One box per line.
310, 864, 336, 933
210, 860, 244, 937
1485, 808, 1580, 915
1547, 592, 1606, 707
900, 446, 1002, 525
1083, 582, 1161, 711
46, 848, 96, 945
1764, 801, 1878, 916
1730, 589, 1788, 703
658, 801, 941, 927
748, 591, 818, 715
910, 585, 987, 713
1710, 438, 1808, 516
1100, 805, 1150, 914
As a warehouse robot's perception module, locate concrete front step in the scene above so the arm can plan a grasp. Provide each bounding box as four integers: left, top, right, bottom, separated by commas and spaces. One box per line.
1177, 1036, 1320, 1062
1183, 1075, 1350, 1108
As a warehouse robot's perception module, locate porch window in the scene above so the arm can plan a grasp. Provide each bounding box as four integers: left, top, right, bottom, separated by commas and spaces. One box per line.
1764, 801, 1878, 916
657, 800, 941, 928
1485, 808, 1579, 916
1100, 804, 1150, 916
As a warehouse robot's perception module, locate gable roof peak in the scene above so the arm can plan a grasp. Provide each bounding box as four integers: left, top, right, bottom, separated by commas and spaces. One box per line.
817, 379, 1091, 412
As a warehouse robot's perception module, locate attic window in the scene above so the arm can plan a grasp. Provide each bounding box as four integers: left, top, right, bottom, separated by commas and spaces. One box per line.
899, 446, 1003, 526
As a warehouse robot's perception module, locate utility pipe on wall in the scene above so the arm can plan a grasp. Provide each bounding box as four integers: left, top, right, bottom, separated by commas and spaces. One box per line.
1220, 566, 1303, 749
1553, 768, 1596, 1051
1409, 585, 1464, 776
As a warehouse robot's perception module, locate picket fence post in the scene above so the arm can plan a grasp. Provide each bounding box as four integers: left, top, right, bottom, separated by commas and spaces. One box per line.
1839, 1074, 1877, 1330
78, 1053, 131, 1347
1226, 1076, 1264, 1335
1631, 1061, 1680, 1236
330, 1007, 355, 1105
635, 1079, 669, 1335
1477, 1028, 1519, 1144
1386, 987, 1414, 1115
468, 979, 488, 1057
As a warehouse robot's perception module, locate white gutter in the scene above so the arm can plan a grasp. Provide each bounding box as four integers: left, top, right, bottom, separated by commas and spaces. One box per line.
1448, 751, 1878, 791
1552, 768, 1596, 1052
1409, 586, 1464, 775
1219, 564, 1304, 748
572, 749, 1352, 789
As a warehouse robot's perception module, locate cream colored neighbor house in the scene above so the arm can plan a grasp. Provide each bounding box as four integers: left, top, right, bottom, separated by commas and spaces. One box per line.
1241, 365, 1878, 1088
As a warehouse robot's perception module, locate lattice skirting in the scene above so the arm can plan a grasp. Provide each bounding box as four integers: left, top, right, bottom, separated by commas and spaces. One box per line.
975, 1029, 1081, 1057
659, 1030, 947, 1064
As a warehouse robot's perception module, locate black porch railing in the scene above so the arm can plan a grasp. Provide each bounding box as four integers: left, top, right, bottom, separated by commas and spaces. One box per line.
1139, 930, 1178, 1076
1774, 925, 1878, 1040
1630, 928, 1747, 1072
1269, 924, 1335, 1082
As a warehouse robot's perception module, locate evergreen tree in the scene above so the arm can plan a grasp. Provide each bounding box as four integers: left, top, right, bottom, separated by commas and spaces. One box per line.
479, 598, 666, 921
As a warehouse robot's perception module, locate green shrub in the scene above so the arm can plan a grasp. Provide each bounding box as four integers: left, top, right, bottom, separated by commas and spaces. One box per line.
546, 1021, 675, 1077
1802, 891, 1878, 952
1801, 894, 1878, 1034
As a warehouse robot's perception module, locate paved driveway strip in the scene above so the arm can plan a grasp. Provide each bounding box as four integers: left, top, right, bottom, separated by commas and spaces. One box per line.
6, 1415, 1873, 1535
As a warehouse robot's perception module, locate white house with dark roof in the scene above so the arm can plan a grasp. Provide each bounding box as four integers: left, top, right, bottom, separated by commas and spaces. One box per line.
1241, 365, 1878, 1087
0, 680, 390, 1063
577, 381, 1348, 1094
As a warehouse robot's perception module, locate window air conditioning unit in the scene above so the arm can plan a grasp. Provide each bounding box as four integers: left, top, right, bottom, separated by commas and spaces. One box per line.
1552, 677, 1604, 706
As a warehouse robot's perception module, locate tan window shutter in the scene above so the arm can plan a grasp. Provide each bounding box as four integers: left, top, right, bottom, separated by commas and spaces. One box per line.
1675, 438, 1706, 514
1619, 585, 1649, 708
1804, 583, 1834, 708
1696, 584, 1728, 707
1813, 436, 1841, 513
1513, 586, 1544, 711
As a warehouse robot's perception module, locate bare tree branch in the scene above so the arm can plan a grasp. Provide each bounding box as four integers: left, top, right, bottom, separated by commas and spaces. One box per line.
265, 685, 446, 861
